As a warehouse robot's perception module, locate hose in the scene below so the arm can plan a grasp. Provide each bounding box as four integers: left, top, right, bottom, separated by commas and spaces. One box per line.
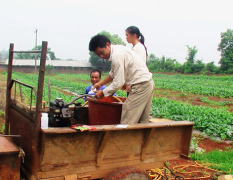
65, 94, 96, 107
112, 96, 122, 102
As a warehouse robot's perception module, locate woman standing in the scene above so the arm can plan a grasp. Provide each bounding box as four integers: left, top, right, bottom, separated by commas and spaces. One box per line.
125, 26, 148, 64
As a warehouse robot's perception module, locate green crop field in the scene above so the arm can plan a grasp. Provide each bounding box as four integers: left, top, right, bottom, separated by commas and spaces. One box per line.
5, 71, 233, 140
153, 74, 233, 98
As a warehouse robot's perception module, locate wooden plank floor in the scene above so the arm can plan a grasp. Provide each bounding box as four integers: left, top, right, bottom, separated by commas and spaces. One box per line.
149, 118, 173, 123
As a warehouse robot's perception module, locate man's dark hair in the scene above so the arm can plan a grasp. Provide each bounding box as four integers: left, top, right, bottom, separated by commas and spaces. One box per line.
89, 34, 111, 51
90, 69, 102, 78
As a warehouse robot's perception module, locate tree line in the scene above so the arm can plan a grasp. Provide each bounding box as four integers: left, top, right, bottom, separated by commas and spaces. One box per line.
89, 29, 233, 74
1, 29, 233, 74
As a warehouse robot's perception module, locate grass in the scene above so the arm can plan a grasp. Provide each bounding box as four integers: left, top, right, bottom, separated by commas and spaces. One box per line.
200, 97, 232, 107
0, 109, 5, 133
191, 149, 233, 174
190, 135, 204, 151
0, 109, 4, 117
152, 98, 233, 140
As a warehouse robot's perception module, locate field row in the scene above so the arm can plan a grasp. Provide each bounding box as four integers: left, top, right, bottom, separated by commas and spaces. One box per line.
8, 72, 233, 140
153, 74, 233, 98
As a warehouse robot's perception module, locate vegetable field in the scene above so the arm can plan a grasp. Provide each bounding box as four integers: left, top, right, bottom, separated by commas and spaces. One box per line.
8, 72, 233, 140
153, 74, 233, 98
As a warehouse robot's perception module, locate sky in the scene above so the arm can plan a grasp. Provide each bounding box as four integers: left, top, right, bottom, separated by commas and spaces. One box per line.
1, 0, 233, 65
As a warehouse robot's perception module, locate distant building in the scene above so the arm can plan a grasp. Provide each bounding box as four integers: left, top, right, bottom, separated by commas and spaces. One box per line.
0, 59, 93, 73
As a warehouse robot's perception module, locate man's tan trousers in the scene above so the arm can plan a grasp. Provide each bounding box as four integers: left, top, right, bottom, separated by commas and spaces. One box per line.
121, 78, 155, 124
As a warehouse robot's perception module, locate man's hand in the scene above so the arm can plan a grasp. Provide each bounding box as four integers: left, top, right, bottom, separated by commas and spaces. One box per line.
95, 90, 104, 99
92, 82, 101, 90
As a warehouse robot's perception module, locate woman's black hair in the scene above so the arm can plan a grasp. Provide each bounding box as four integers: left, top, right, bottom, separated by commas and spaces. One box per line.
89, 34, 111, 51
126, 26, 145, 44
126, 26, 148, 57
90, 69, 102, 78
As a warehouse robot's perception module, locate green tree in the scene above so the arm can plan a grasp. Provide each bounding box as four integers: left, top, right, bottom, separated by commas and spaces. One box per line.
148, 54, 178, 72
89, 31, 125, 72
147, 54, 161, 71
218, 29, 233, 73
205, 61, 220, 74
164, 57, 177, 72
15, 46, 57, 60
186, 45, 198, 64
192, 60, 205, 73
183, 45, 205, 74
173, 62, 184, 73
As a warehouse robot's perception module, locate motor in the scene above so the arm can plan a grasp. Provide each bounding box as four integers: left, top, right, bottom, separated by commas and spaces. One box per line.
48, 98, 72, 127
48, 95, 95, 127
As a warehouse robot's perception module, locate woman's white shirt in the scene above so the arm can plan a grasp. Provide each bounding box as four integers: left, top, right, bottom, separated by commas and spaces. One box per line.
132, 42, 147, 64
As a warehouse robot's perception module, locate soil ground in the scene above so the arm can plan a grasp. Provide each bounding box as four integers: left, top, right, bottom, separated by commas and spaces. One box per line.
0, 71, 232, 179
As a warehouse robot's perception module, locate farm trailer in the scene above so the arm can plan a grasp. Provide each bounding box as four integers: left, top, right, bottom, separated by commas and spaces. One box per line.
4, 41, 194, 180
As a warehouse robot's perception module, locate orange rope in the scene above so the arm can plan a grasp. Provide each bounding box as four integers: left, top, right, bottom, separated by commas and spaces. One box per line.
147, 161, 231, 180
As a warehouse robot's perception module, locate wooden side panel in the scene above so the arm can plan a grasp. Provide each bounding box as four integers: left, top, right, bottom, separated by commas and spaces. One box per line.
144, 126, 183, 158
40, 132, 104, 171
8, 107, 36, 175
0, 154, 20, 180
38, 124, 193, 179
181, 125, 193, 156
0, 137, 20, 180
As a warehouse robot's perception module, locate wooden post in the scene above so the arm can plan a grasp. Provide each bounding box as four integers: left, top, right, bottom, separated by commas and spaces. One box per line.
32, 41, 48, 176
5, 43, 14, 135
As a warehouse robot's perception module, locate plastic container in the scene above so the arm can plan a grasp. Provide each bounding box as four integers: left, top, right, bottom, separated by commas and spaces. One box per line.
41, 113, 49, 129
87, 96, 126, 125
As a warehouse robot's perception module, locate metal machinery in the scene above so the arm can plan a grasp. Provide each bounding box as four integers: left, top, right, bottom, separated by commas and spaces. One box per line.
4, 41, 194, 180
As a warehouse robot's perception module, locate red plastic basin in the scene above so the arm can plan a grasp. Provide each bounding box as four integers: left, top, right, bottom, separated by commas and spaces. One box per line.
87, 96, 126, 125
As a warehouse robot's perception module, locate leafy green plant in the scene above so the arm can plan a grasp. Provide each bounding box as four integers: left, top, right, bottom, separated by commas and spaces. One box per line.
153, 74, 233, 98
0, 109, 5, 118
162, 91, 168, 95
191, 150, 233, 174
0, 109, 5, 133
152, 98, 233, 140
179, 92, 188, 97
1, 123, 5, 133
191, 135, 204, 151
200, 97, 210, 103
219, 101, 231, 106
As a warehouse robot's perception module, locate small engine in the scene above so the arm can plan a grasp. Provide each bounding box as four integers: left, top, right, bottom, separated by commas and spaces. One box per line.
48, 97, 90, 127
48, 98, 72, 127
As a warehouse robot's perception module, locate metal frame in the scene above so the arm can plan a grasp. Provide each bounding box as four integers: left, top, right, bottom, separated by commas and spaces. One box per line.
4, 42, 195, 180
5, 41, 48, 179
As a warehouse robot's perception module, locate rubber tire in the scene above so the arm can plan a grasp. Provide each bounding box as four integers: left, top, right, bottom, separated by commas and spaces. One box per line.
105, 166, 150, 180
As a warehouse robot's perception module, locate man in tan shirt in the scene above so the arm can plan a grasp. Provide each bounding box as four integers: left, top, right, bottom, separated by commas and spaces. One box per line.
89, 34, 155, 124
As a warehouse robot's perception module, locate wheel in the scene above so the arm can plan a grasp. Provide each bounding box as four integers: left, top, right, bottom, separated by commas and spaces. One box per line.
105, 166, 150, 180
